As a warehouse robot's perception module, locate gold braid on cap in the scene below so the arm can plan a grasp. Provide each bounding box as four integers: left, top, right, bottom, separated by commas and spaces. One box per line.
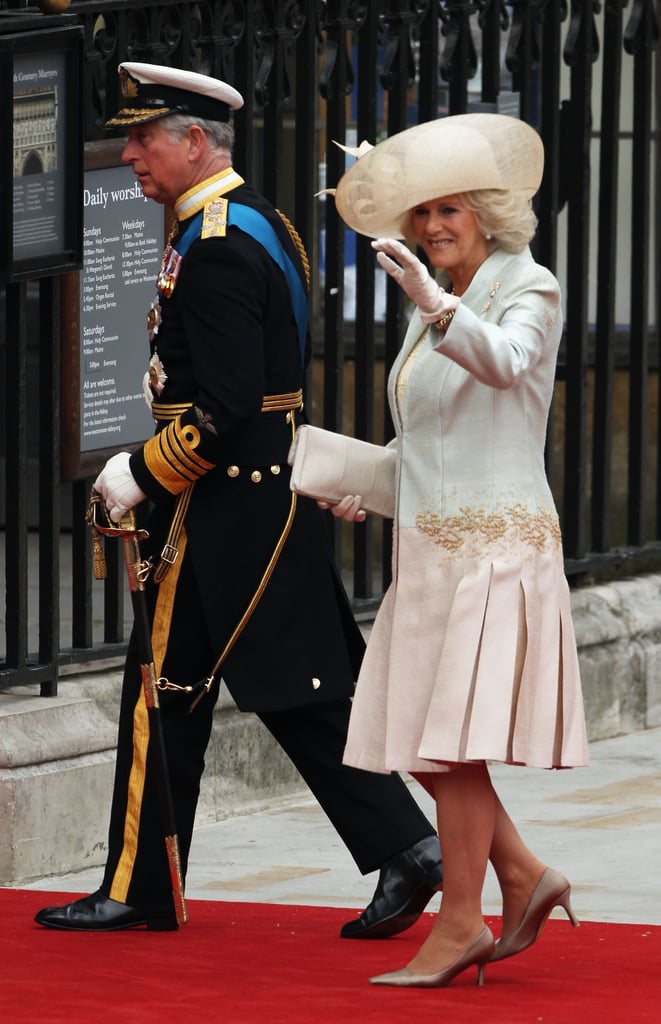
276, 209, 310, 289
107, 108, 174, 125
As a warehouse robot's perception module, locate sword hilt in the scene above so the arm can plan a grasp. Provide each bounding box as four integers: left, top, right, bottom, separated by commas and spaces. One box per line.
86, 488, 149, 541
86, 488, 150, 580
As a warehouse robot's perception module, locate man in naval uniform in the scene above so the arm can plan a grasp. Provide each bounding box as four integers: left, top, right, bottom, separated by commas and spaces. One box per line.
35, 63, 442, 934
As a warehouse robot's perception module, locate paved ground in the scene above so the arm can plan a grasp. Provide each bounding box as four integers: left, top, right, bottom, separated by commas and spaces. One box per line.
24, 726, 661, 927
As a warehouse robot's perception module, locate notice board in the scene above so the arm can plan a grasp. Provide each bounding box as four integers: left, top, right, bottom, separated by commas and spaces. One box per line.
61, 140, 166, 480
0, 17, 84, 283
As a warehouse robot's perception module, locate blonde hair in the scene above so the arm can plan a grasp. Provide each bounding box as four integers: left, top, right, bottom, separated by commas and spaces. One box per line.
460, 189, 538, 253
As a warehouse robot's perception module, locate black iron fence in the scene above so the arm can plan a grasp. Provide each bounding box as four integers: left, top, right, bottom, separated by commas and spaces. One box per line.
1, 0, 659, 694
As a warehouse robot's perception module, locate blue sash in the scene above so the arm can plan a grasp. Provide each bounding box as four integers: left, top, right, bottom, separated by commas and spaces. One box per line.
174, 204, 309, 365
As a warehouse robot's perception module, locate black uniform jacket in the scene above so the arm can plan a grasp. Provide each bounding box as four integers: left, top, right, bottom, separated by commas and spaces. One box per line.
130, 181, 364, 711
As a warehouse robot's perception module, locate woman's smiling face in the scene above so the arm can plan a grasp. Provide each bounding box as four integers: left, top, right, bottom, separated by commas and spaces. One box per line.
411, 194, 490, 287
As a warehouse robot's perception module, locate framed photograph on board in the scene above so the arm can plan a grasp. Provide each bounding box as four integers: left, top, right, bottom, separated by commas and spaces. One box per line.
0, 19, 84, 283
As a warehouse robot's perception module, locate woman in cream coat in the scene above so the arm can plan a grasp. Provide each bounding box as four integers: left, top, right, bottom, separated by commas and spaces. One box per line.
325, 114, 589, 989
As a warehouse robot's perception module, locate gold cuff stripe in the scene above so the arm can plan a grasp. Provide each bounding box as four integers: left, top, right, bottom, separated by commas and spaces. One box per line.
161, 421, 215, 473
144, 432, 198, 492
143, 419, 215, 493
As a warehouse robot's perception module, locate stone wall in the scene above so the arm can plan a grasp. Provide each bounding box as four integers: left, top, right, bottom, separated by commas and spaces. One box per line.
2, 573, 661, 885
570, 574, 661, 736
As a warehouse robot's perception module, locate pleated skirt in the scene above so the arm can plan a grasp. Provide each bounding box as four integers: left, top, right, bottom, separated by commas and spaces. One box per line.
343, 528, 589, 774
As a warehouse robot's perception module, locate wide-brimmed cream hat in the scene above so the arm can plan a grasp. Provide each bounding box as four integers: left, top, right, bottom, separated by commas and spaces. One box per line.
333, 113, 544, 239
105, 62, 244, 128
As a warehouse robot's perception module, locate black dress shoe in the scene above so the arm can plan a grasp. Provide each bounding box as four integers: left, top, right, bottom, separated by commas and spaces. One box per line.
340, 835, 443, 939
34, 889, 177, 932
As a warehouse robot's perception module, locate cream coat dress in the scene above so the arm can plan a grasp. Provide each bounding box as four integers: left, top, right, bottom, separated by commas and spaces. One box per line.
343, 247, 589, 774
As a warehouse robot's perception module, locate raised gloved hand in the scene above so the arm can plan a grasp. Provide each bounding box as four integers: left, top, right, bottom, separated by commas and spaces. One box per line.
371, 237, 458, 322
94, 451, 147, 523
317, 495, 367, 523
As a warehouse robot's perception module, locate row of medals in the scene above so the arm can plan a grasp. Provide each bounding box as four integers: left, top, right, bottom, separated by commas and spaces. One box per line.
145, 236, 182, 398
145, 199, 226, 397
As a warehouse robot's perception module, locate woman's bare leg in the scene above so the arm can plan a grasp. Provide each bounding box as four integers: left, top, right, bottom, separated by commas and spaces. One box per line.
409, 765, 552, 965
489, 792, 547, 936
407, 762, 495, 974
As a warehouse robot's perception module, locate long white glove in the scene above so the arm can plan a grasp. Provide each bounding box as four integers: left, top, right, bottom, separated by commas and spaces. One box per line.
94, 451, 147, 523
371, 237, 458, 322
317, 495, 367, 523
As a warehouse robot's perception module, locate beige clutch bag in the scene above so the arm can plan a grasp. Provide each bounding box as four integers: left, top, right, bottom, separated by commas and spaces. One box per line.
288, 424, 396, 519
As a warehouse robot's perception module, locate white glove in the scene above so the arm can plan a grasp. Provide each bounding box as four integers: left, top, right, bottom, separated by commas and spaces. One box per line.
317, 495, 367, 523
94, 451, 147, 523
371, 237, 458, 321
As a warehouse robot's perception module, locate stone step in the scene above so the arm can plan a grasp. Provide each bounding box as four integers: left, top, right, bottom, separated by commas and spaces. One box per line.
0, 677, 306, 885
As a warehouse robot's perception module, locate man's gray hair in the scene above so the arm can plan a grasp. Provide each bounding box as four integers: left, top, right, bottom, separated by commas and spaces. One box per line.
162, 114, 235, 155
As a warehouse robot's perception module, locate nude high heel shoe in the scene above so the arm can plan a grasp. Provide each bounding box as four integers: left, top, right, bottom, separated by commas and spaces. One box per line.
369, 925, 495, 988
491, 867, 579, 962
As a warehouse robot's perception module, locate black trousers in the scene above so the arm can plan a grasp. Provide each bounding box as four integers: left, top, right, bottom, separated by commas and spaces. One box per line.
100, 539, 436, 915
100, 643, 435, 915
258, 700, 436, 873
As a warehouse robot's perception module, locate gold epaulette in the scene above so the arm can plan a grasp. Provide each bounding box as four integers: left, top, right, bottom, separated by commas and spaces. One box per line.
201, 197, 229, 239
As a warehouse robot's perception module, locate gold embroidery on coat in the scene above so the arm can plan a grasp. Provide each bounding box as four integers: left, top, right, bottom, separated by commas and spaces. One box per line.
416, 504, 561, 553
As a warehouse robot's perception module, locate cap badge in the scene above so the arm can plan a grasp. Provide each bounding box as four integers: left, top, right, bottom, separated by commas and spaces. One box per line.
119, 66, 139, 100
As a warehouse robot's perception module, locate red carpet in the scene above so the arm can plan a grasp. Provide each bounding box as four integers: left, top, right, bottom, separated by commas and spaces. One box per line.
2, 889, 659, 1023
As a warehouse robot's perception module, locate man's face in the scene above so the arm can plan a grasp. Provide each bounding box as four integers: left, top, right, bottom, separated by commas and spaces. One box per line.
122, 120, 191, 206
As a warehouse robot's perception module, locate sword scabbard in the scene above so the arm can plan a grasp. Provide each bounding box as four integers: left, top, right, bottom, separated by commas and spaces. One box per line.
87, 488, 188, 927
165, 835, 189, 926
